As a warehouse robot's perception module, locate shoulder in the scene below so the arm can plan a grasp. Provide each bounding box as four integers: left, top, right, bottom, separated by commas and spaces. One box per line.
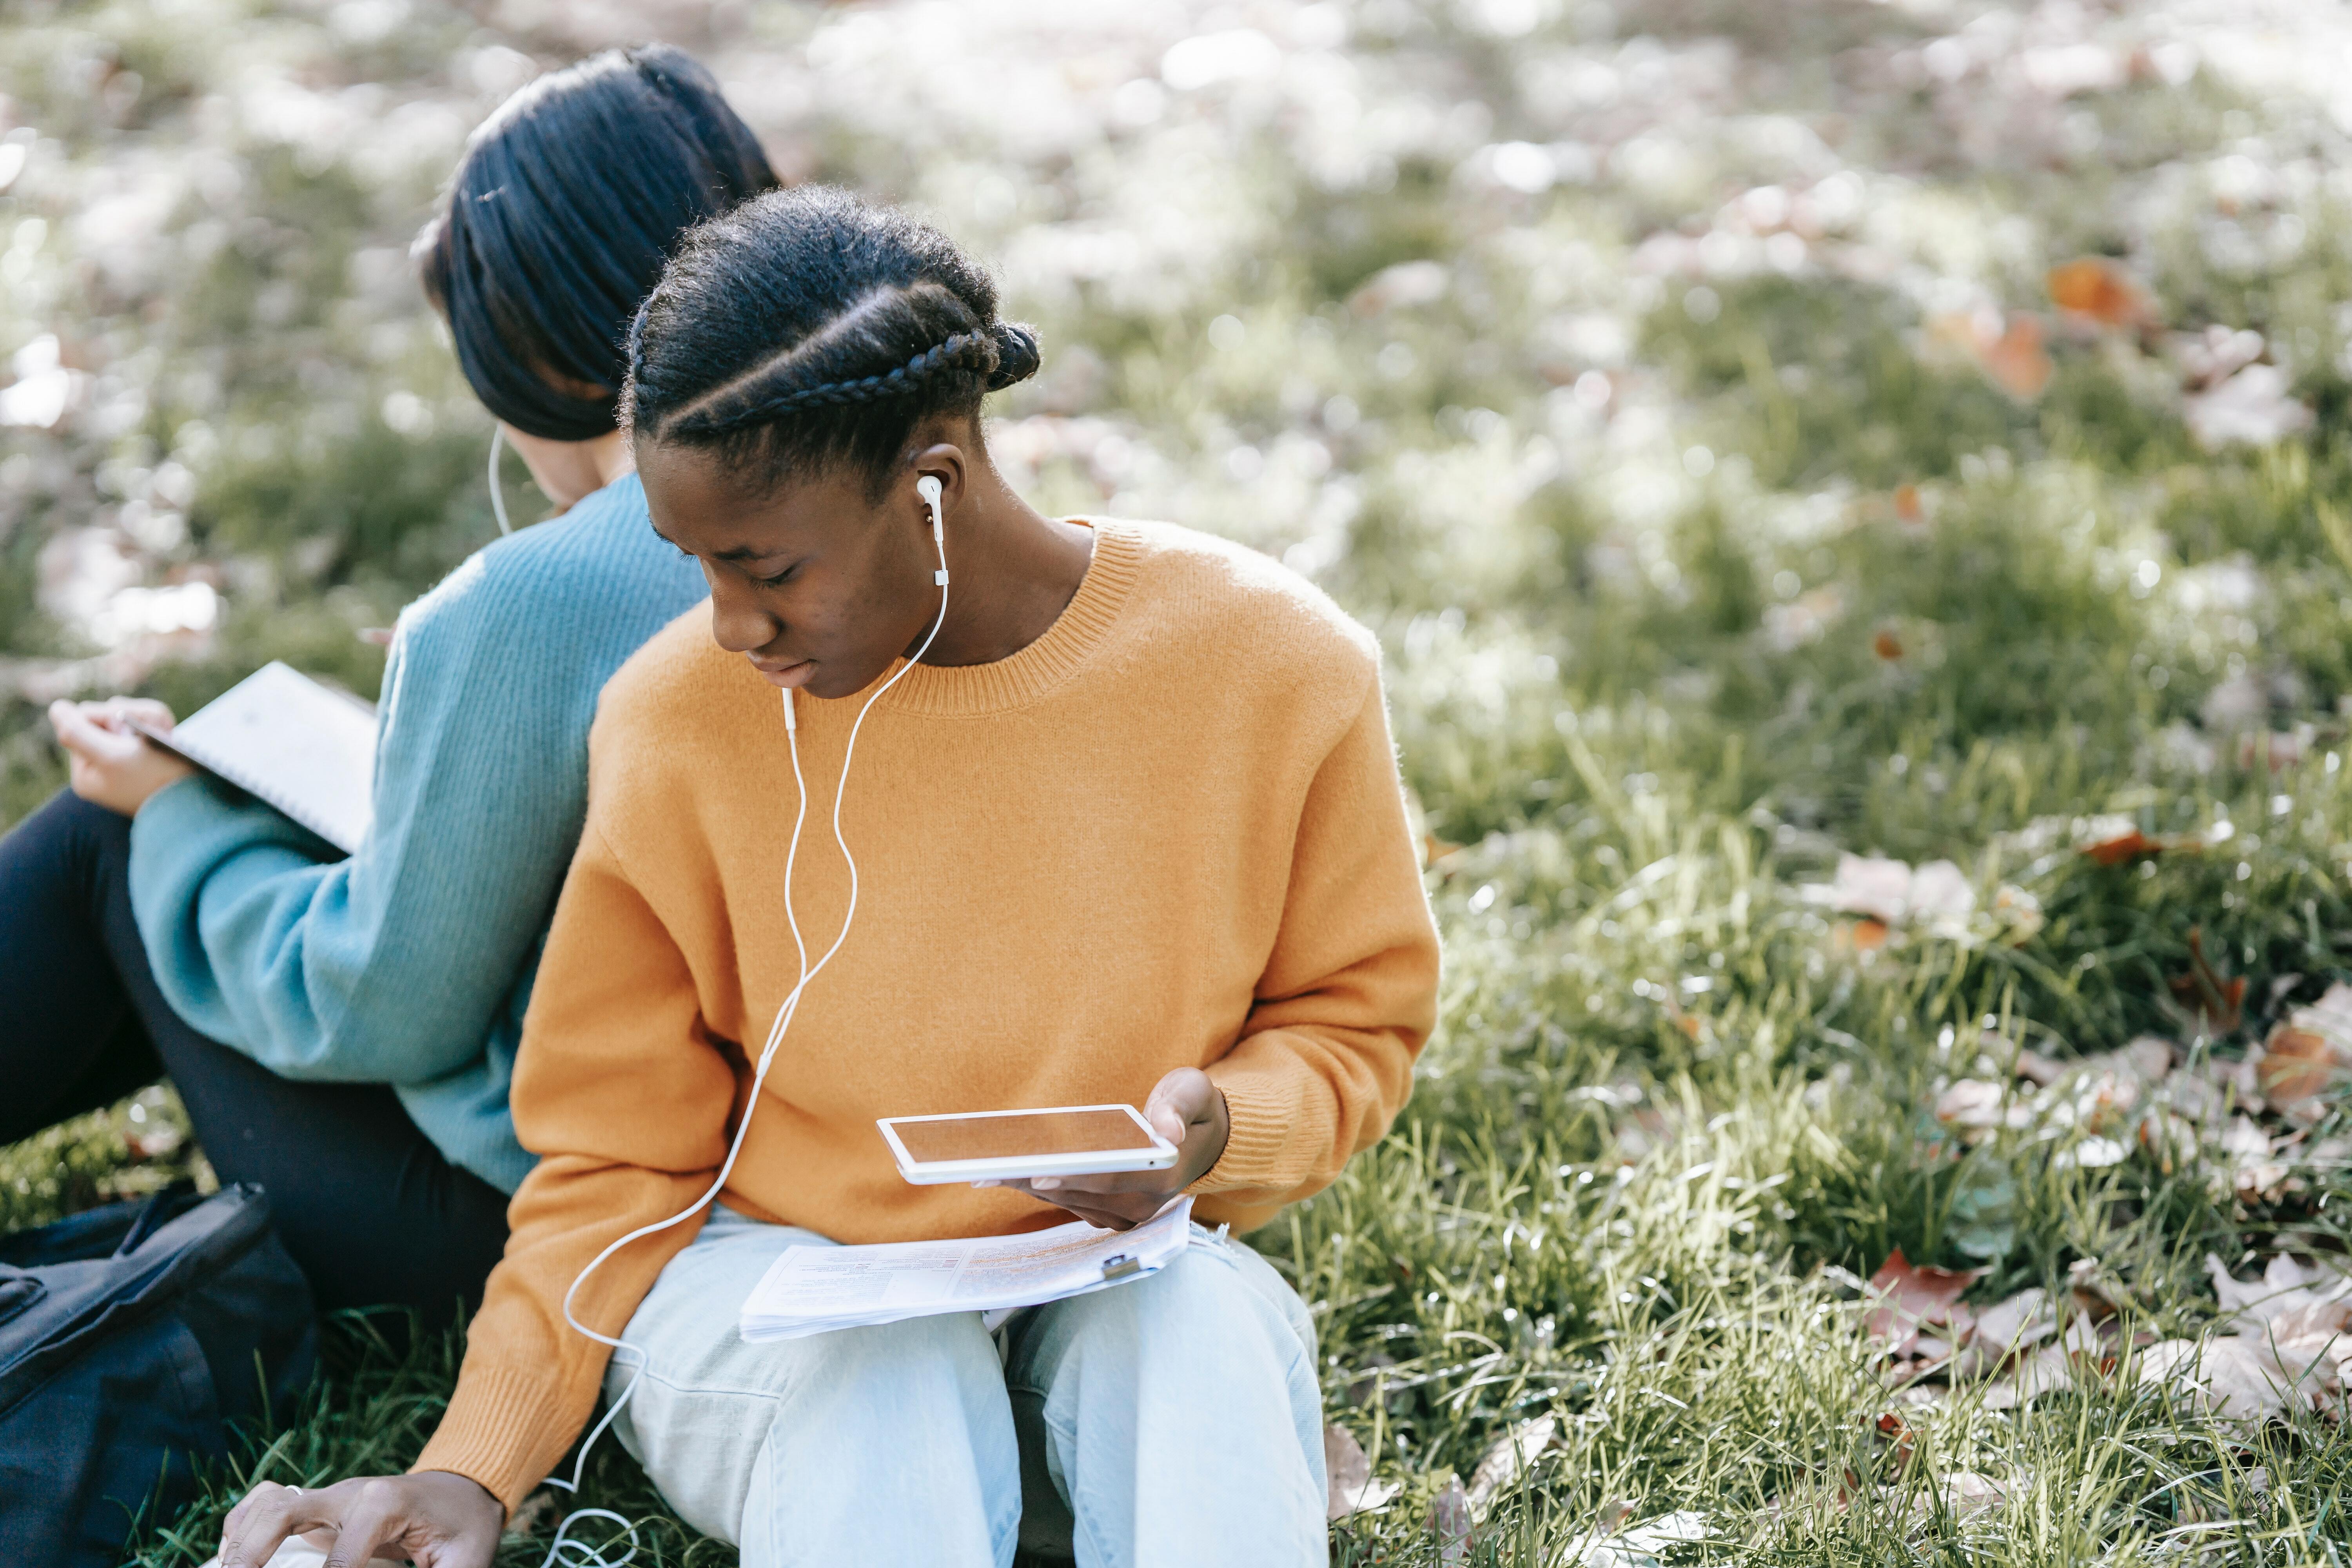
597, 602, 729, 726
1110, 519, 1379, 697
396, 474, 692, 646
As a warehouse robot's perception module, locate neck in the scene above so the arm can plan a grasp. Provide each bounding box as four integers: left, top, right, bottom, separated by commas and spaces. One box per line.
915, 468, 1093, 668
581, 429, 637, 491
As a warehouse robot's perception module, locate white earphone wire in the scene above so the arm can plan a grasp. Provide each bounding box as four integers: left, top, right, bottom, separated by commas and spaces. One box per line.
488, 426, 514, 537
538, 485, 949, 1568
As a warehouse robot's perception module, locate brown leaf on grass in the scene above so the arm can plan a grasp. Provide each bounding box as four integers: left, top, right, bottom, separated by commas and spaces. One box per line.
1842, 917, 1891, 952
1872, 626, 1904, 661
1323, 1425, 1399, 1520
1893, 483, 1924, 524
1872, 1410, 1921, 1476
1866, 1249, 1985, 1356
2169, 928, 2245, 1035
1981, 314, 2053, 400
2081, 828, 2163, 866
2256, 1024, 2348, 1104
2013, 1050, 2066, 1087
1427, 1477, 1473, 1564
1928, 309, 2053, 400
2047, 257, 2154, 327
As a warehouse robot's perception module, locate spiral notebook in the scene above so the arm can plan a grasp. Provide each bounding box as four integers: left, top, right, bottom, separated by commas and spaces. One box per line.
132, 661, 377, 854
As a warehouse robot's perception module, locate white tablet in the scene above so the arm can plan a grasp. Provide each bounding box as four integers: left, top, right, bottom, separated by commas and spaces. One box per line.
877, 1104, 1180, 1185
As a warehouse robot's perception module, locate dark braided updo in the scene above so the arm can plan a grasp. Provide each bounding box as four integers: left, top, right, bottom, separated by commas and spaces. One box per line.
622, 186, 1041, 493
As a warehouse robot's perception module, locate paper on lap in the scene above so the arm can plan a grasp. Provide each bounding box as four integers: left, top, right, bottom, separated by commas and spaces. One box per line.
739, 1198, 1195, 1342
136, 661, 377, 854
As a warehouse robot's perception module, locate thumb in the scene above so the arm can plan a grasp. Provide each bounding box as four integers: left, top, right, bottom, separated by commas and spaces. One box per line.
1145, 1067, 1214, 1145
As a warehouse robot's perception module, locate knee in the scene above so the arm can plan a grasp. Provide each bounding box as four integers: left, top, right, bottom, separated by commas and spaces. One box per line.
833, 1309, 1005, 1396
1060, 1240, 1305, 1367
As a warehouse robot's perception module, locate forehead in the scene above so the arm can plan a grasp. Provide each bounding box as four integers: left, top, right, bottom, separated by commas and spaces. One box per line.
638, 443, 871, 557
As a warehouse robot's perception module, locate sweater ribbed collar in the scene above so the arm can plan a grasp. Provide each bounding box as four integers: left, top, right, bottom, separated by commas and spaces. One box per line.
855, 518, 1140, 718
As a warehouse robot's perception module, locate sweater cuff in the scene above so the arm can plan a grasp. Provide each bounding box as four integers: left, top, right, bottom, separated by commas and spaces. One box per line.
411, 1362, 577, 1514
1190, 1070, 1289, 1196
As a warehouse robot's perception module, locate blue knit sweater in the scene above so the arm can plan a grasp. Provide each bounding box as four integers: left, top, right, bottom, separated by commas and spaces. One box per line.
129, 473, 706, 1194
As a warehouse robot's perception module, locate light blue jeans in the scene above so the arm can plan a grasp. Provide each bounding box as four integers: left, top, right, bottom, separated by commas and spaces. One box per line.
602, 1207, 1327, 1567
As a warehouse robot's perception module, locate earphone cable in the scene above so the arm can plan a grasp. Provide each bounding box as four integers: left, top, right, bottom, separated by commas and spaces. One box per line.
488, 426, 514, 537
537, 505, 948, 1568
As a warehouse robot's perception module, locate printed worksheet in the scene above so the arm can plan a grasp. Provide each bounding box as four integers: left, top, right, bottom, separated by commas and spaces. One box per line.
740, 1198, 1193, 1341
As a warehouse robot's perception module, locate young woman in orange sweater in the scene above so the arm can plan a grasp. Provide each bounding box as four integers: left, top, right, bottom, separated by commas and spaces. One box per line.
214, 187, 1440, 1568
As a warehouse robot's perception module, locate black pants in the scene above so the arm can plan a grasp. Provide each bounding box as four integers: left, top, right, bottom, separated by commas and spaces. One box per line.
0, 790, 509, 1323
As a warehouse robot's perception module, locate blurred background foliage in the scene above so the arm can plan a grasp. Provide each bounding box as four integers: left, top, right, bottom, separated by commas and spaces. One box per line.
9, 0, 2352, 1560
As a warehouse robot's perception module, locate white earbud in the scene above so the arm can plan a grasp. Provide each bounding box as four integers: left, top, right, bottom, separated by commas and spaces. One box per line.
917, 475, 948, 586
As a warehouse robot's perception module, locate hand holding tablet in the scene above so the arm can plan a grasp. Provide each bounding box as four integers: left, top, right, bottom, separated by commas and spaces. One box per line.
880, 1067, 1230, 1232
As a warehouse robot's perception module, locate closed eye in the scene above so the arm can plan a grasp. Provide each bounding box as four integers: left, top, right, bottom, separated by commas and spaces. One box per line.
755, 562, 800, 588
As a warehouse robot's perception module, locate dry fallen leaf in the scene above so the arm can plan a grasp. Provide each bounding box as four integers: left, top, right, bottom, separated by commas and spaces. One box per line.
1984, 1342, 2074, 1408
1866, 1248, 1985, 1357
1843, 917, 1891, 952
2169, 928, 2245, 1035
2081, 828, 2163, 866
1810, 854, 1973, 933
2256, 1023, 2348, 1105
1561, 1510, 1715, 1567
1934, 1078, 2025, 1136
1323, 1424, 1400, 1521
1873, 626, 1904, 661
2013, 1050, 2066, 1087
1938, 1469, 2006, 1518
2046, 257, 2154, 327
1962, 1287, 2057, 1376
1928, 308, 2053, 400
1981, 313, 2054, 400
1427, 1477, 1474, 1564
2138, 1336, 2288, 1423
1464, 1415, 1557, 1520
2183, 363, 2312, 450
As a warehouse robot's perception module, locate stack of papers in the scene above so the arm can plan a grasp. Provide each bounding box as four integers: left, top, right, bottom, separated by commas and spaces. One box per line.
740, 1198, 1195, 1342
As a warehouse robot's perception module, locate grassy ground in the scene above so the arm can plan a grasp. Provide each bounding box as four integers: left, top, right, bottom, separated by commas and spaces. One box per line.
8, 0, 2352, 1561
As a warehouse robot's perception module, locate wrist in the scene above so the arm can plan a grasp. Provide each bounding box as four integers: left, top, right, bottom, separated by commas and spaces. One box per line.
1186, 1088, 1230, 1187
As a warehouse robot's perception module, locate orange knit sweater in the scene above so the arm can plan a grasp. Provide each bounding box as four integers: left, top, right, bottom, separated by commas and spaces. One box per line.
412, 519, 1442, 1507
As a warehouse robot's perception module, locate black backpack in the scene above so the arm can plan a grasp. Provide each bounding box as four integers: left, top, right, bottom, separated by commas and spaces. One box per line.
0, 1183, 316, 1568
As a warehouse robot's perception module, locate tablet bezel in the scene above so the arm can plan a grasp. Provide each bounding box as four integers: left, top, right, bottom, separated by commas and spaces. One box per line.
877, 1103, 1181, 1185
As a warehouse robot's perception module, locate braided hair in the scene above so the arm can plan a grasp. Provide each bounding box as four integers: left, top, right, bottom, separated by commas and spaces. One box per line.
416, 45, 777, 441
622, 186, 1041, 493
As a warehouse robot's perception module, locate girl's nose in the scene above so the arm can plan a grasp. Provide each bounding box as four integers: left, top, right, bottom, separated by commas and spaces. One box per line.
708, 577, 780, 655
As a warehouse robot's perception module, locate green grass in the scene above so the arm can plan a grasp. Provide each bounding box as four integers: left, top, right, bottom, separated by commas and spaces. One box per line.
8, 0, 2352, 1562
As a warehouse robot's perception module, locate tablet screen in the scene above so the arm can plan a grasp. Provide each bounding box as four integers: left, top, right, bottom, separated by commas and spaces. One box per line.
892, 1109, 1157, 1164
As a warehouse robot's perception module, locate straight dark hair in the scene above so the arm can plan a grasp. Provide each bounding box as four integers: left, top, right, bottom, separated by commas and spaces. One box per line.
416, 45, 778, 442
621, 187, 1040, 495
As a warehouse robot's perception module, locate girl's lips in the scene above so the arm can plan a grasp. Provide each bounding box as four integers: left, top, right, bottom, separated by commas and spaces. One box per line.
750, 656, 816, 690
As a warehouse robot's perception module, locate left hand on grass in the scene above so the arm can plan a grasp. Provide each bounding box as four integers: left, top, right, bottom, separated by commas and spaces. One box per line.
216, 1472, 502, 1568
988, 1066, 1228, 1231
49, 697, 194, 817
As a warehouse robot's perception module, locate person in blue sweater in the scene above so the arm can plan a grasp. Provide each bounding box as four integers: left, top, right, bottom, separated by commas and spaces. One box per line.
0, 45, 761, 1320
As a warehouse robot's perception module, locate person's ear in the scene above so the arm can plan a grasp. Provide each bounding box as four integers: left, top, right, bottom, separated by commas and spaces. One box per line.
907, 442, 970, 527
